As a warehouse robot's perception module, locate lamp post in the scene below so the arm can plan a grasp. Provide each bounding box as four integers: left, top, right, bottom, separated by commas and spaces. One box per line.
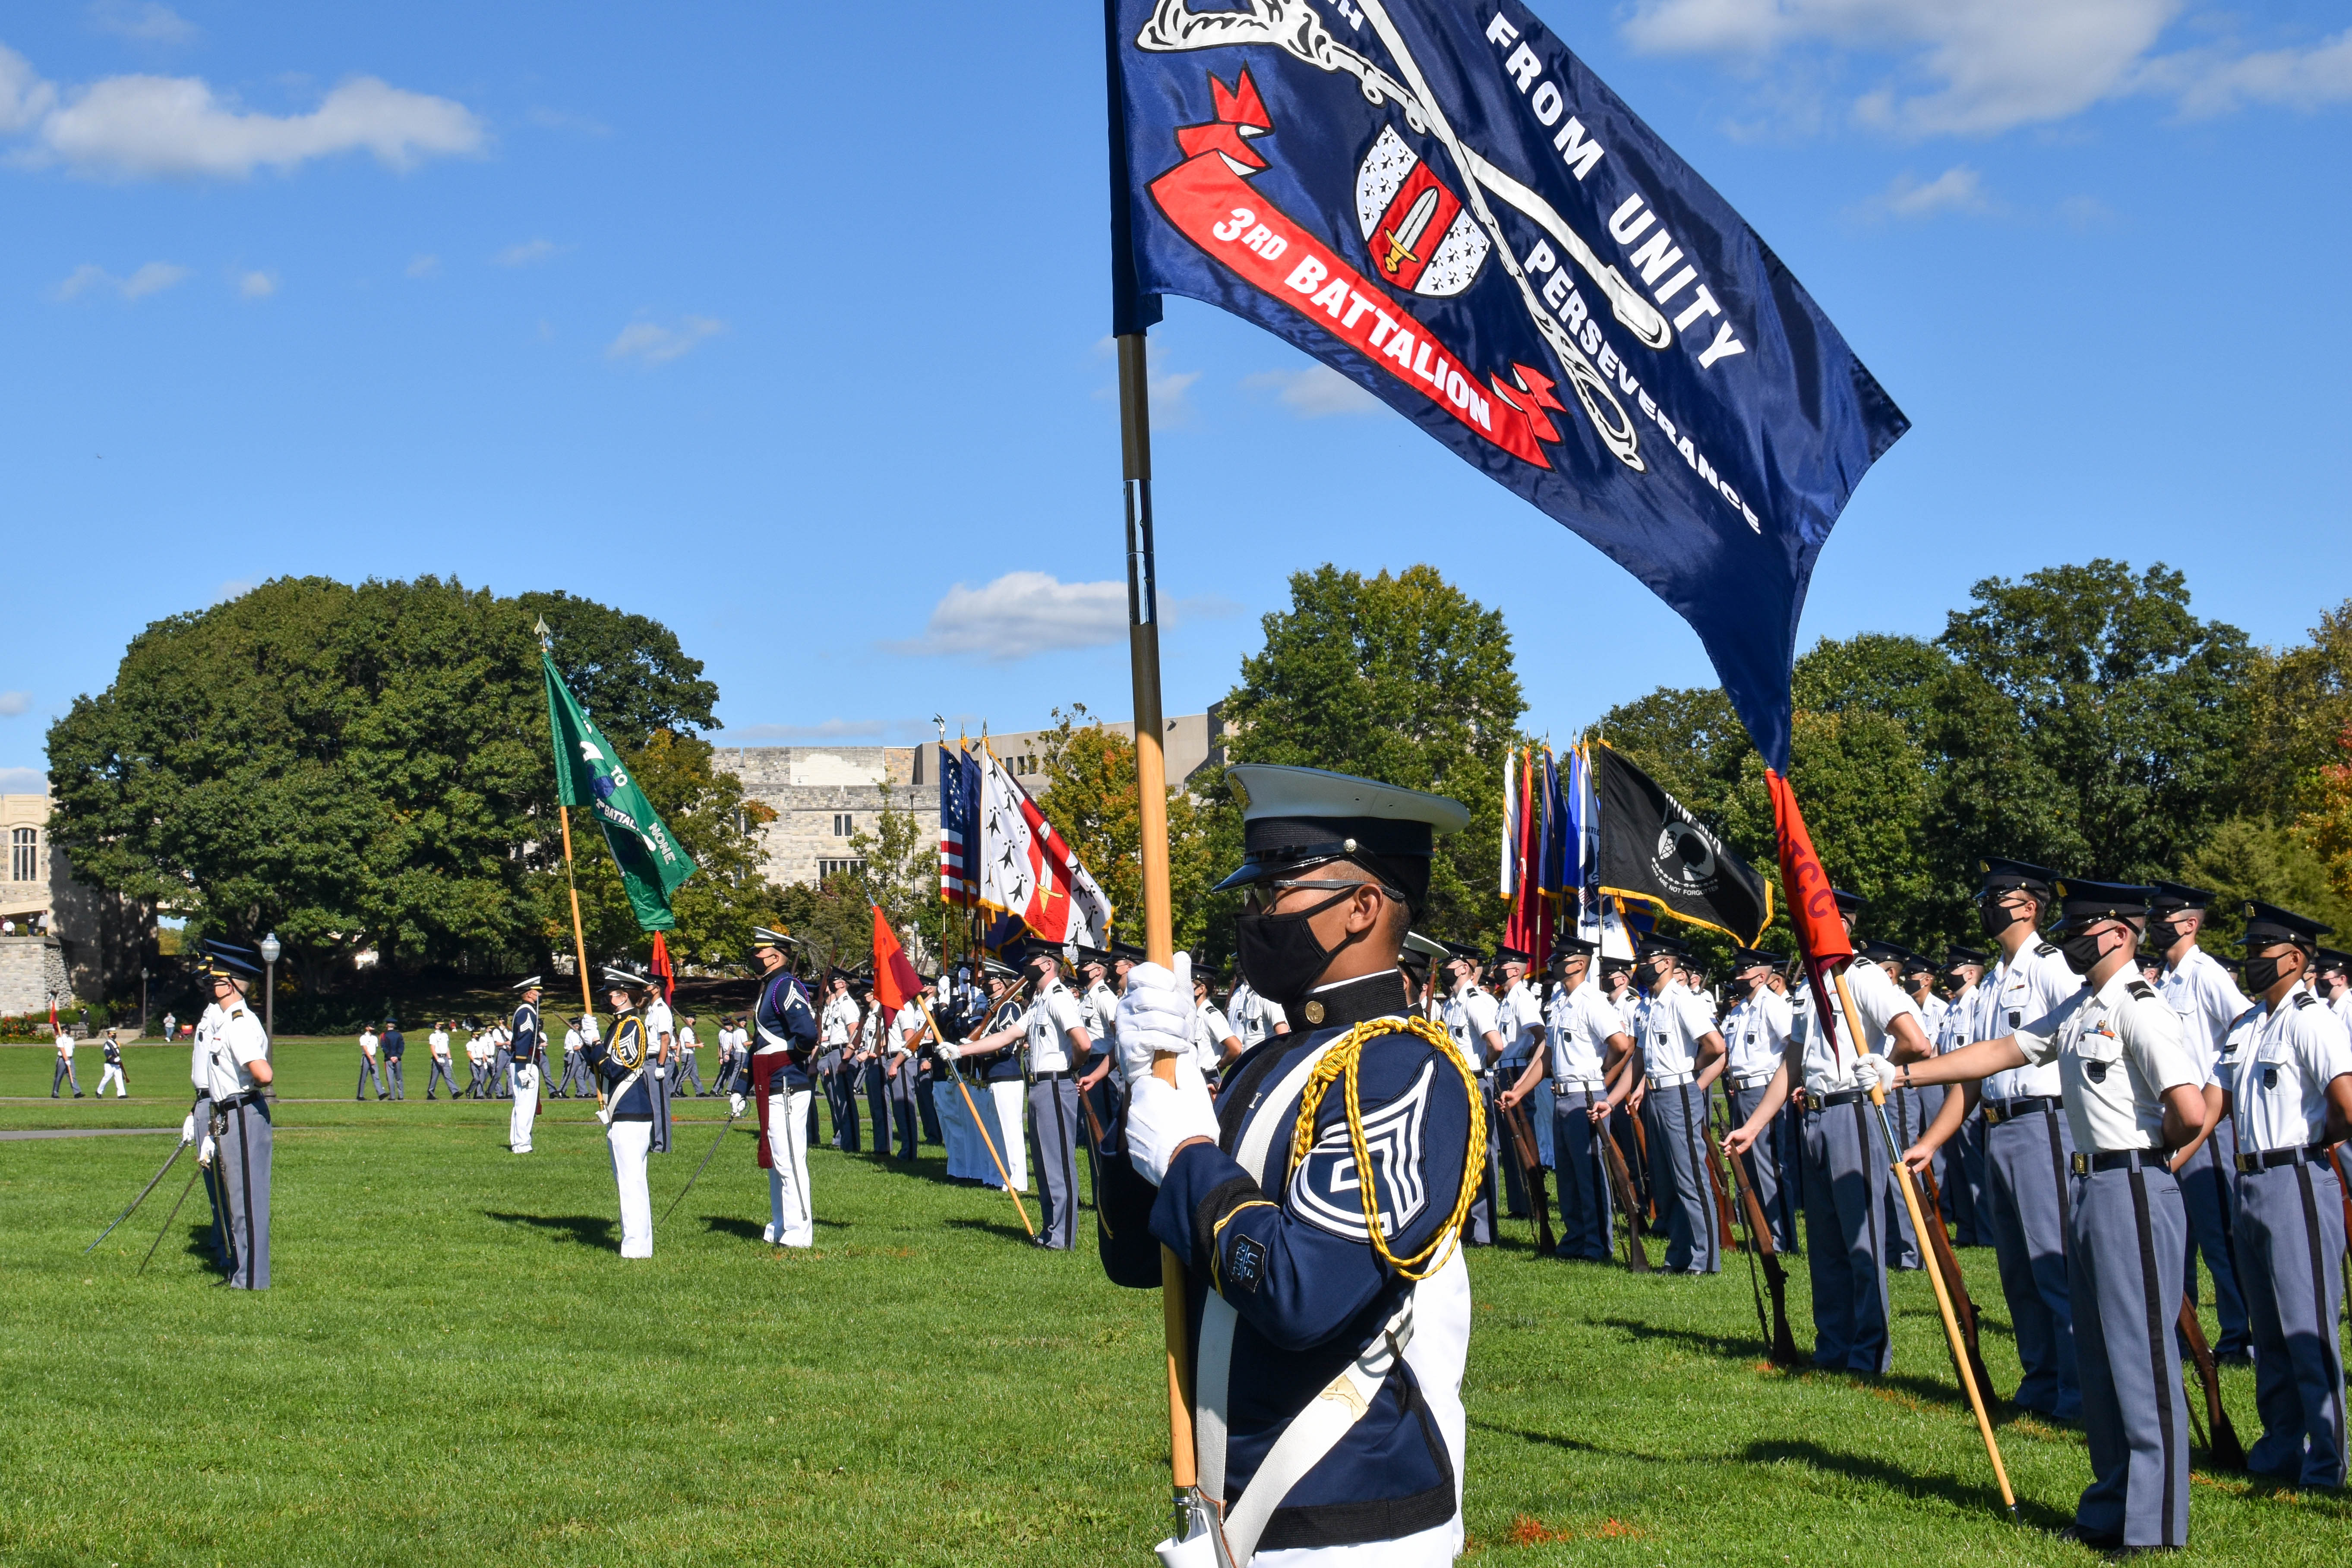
259, 933, 281, 1071
140, 966, 150, 1038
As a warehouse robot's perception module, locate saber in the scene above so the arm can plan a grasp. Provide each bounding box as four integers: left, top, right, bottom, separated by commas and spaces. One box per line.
86, 1133, 189, 1254
1379, 184, 1438, 275
662, 1106, 742, 1224
139, 1163, 204, 1275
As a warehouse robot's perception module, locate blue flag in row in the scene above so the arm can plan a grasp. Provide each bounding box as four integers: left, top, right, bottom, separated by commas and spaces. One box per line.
1106, 0, 1908, 770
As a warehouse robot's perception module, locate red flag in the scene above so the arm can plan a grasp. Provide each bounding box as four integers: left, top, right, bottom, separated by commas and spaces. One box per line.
648, 932, 676, 1004
1768, 767, 1853, 1062
1504, 747, 1541, 957
872, 905, 924, 1016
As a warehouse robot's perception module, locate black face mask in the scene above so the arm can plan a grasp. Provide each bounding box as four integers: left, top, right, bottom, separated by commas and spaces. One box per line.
2057, 928, 2110, 976
1978, 899, 2024, 938
1234, 887, 1360, 1006
2240, 953, 2286, 994
2146, 919, 2184, 952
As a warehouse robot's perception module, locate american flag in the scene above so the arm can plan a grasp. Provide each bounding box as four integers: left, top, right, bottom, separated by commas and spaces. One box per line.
938, 742, 979, 906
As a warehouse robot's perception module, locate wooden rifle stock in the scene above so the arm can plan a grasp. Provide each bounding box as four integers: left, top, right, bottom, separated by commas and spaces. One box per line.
1720, 1114, 1801, 1366
1503, 1101, 1556, 1254
1597, 1122, 1652, 1273
1701, 1109, 1739, 1253
1911, 1160, 1999, 1410
2175, 1294, 2247, 1469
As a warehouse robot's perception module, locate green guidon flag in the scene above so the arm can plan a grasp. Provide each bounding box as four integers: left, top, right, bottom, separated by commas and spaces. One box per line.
543, 650, 697, 932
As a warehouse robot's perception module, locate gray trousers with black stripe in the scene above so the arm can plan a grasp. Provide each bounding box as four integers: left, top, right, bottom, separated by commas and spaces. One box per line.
2232, 1158, 2349, 1488
208, 1098, 272, 1290
1800, 1096, 1892, 1372
2068, 1161, 2188, 1549
1985, 1105, 2080, 1419
1026, 1078, 1080, 1249
1549, 1088, 1616, 1260
1642, 1080, 1718, 1275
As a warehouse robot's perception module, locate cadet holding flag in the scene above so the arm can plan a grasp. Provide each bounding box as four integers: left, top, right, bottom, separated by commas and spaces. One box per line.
584, 967, 662, 1259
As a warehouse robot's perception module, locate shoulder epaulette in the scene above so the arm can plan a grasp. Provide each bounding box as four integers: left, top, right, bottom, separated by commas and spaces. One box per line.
2126, 980, 2156, 1002
2293, 991, 2316, 1010
2035, 941, 2059, 957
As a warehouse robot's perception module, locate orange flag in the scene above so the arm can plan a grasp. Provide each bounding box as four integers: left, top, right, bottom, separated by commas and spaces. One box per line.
872, 905, 924, 1015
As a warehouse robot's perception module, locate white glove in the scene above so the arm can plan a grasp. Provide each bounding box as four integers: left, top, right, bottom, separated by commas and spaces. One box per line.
729, 1092, 746, 1117
934, 1043, 960, 1065
1855, 1053, 1901, 1095
198, 1134, 217, 1167
652, 1066, 666, 1081
1115, 952, 1194, 1085
180, 1114, 196, 1144
1126, 1055, 1218, 1186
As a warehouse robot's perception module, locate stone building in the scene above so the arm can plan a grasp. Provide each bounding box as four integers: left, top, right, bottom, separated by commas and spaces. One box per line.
0, 790, 153, 1018
715, 709, 1228, 890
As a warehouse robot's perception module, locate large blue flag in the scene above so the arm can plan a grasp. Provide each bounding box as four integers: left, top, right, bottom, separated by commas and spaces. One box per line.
1107, 0, 1907, 770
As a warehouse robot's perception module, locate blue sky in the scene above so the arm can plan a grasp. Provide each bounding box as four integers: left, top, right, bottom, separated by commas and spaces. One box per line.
2, 1, 2347, 792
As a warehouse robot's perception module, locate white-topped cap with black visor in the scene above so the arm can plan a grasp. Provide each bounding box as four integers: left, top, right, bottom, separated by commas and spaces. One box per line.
1213, 764, 1471, 913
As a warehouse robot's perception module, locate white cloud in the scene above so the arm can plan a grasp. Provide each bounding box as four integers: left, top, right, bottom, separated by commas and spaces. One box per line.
1623, 1, 2352, 135
890, 573, 1131, 662
3, 46, 482, 179
0, 691, 32, 716
51, 259, 187, 301
605, 315, 724, 366
405, 252, 439, 278
89, 2, 197, 45
211, 577, 255, 604
237, 269, 276, 298
0, 766, 47, 793
492, 237, 562, 267
1858, 164, 1991, 219
1244, 365, 1386, 418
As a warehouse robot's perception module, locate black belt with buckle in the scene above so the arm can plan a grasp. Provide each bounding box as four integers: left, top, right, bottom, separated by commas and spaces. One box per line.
1812, 1088, 1868, 1110
2236, 1144, 2327, 1174
1032, 1070, 1072, 1082
2070, 1148, 2159, 1176
1985, 1095, 2060, 1126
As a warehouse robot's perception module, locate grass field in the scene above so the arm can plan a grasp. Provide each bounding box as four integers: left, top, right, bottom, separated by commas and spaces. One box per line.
3, 1039, 2344, 1565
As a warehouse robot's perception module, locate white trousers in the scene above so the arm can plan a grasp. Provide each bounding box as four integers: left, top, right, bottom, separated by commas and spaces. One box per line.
607, 1118, 654, 1258
766, 1089, 814, 1247
97, 1065, 127, 1097
990, 1079, 1029, 1192
1253, 1518, 1463, 1566
509, 1063, 540, 1152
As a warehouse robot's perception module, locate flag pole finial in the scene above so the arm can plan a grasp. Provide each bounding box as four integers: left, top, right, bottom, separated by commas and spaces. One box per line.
933, 714, 946, 744
533, 616, 552, 650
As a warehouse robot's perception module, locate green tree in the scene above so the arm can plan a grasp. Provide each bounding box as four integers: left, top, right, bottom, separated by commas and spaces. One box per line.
1215, 564, 1524, 951
2242, 599, 2352, 819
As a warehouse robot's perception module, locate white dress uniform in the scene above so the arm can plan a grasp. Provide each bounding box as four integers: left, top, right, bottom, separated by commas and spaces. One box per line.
1637, 976, 1720, 1275
1227, 980, 1272, 1050
1545, 973, 1628, 1260
195, 996, 273, 1289
1721, 984, 1796, 1251
1791, 961, 1910, 1372
2227, 975, 2351, 1488
1022, 979, 1089, 1249
1493, 979, 1548, 1211
1190, 998, 1236, 1074
1439, 982, 1502, 1245
2161, 941, 2257, 1357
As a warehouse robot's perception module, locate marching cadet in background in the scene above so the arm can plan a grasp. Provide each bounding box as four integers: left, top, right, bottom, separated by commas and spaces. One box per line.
1189, 957, 1242, 1072
2150, 881, 2255, 1362
1115, 763, 1481, 1564
1490, 946, 1546, 1220
489, 1012, 515, 1101
727, 928, 821, 1248
1500, 935, 1631, 1261
675, 1014, 705, 1097
1440, 944, 1503, 1246
380, 1019, 405, 1100
1937, 948, 1991, 1246
1617, 934, 1727, 1275
355, 1022, 383, 1101
96, 1029, 128, 1098
1726, 891, 1923, 1372
548, 1018, 582, 1099
1717, 948, 1796, 1252
2226, 902, 2352, 1489
1906, 859, 2088, 1423
507, 979, 545, 1155
818, 970, 859, 1151
50, 1023, 82, 1098
584, 967, 661, 1259
1877, 879, 2207, 1552
189, 941, 274, 1289
464, 1022, 488, 1098
944, 946, 1092, 1248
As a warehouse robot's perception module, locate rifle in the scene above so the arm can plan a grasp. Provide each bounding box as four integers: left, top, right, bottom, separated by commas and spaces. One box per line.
87, 1133, 189, 1253
1501, 1100, 1556, 1254
1596, 1118, 1652, 1273
1719, 1115, 1801, 1366
1700, 1100, 1739, 1253
1912, 1159, 2000, 1412
2176, 1294, 2247, 1469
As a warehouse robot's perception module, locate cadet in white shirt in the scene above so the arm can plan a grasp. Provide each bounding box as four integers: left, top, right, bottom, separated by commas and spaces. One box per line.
2313, 948, 2352, 1022
1620, 934, 1727, 1275
186, 941, 276, 1289
1717, 948, 1797, 1252
49, 1023, 82, 1098
1903, 858, 2088, 1421
1440, 946, 1504, 1246
642, 989, 677, 1152
1857, 942, 1930, 1270
1935, 948, 1992, 1247
1879, 878, 2205, 1552
1499, 935, 1632, 1260
942, 947, 1092, 1249
1225, 974, 1281, 1051
1188, 960, 1242, 1073
355, 1025, 384, 1101
1489, 946, 1549, 1219
675, 1015, 705, 1097
551, 1018, 588, 1099
883, 990, 926, 1160
424, 1022, 460, 1099
1727, 890, 1930, 1372
2149, 881, 2256, 1361
2224, 902, 2352, 1489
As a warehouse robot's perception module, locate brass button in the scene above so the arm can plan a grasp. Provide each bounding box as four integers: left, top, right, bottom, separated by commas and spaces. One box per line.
1304, 1001, 1325, 1025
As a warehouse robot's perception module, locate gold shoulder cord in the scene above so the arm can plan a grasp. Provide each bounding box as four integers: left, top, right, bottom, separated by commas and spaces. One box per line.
1286, 1016, 1487, 1281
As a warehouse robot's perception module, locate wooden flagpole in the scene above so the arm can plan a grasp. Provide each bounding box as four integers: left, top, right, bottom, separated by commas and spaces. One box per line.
537, 619, 600, 1046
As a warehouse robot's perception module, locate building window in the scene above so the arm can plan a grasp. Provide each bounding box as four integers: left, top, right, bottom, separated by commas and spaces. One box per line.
817, 858, 865, 881
9, 827, 33, 883
832, 813, 854, 836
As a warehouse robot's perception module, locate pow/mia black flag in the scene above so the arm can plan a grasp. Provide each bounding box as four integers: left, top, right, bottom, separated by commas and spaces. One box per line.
1592, 743, 1771, 945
